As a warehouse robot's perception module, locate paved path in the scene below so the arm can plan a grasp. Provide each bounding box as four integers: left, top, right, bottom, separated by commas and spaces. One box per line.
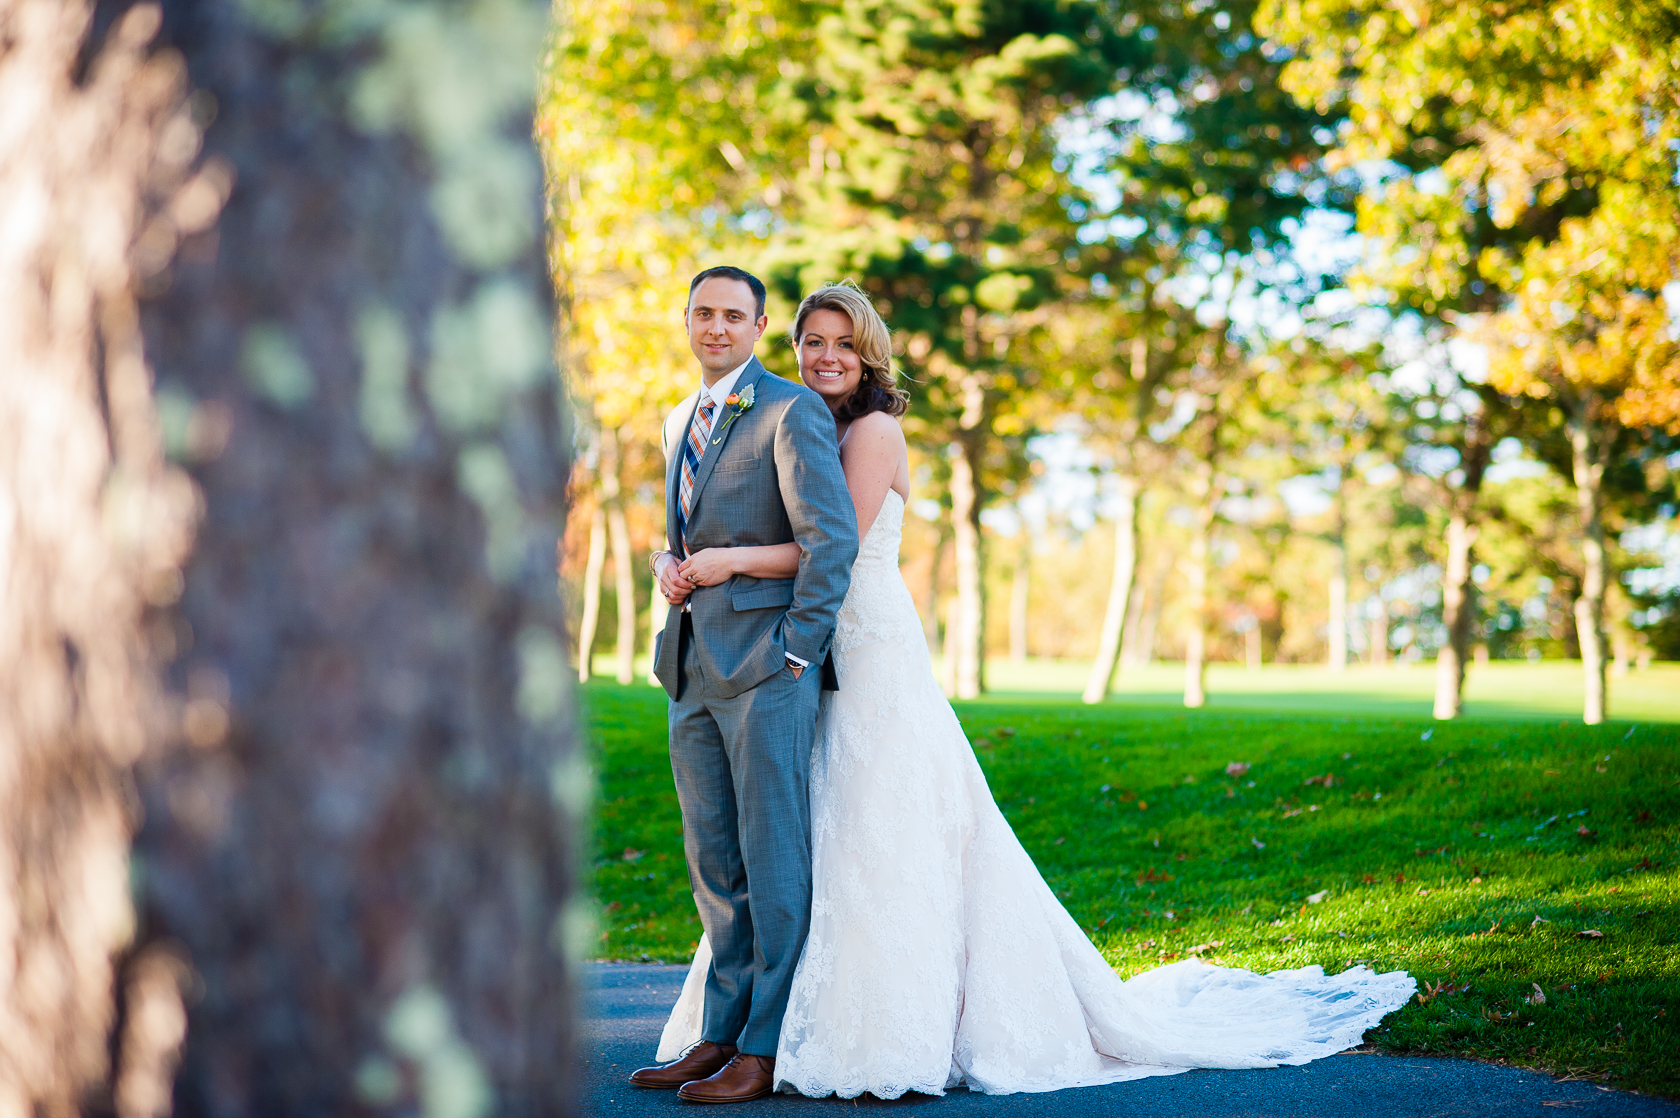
584, 964, 1676, 1117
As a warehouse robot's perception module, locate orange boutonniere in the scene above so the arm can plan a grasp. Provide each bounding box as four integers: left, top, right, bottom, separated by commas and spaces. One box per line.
711, 383, 756, 444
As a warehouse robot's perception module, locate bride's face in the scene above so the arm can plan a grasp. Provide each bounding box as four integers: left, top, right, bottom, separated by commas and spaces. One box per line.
797, 307, 864, 409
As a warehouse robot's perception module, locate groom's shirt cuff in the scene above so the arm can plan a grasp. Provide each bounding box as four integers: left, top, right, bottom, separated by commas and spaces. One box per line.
785, 652, 810, 669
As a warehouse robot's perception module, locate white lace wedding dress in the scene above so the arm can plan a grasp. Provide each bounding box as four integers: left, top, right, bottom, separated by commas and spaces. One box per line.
656, 489, 1415, 1098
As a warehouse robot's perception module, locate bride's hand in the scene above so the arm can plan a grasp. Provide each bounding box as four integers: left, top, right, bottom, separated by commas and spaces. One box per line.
676, 549, 736, 589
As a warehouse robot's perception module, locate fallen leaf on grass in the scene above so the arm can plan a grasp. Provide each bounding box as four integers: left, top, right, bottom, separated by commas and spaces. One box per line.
1531, 916, 1550, 929
1576, 824, 1597, 838
1252, 837, 1266, 849
1576, 929, 1605, 939
622, 848, 645, 863
1226, 761, 1250, 777
1186, 941, 1225, 955
1415, 979, 1471, 1005
1526, 983, 1546, 1006
1304, 772, 1337, 787
1306, 890, 1329, 904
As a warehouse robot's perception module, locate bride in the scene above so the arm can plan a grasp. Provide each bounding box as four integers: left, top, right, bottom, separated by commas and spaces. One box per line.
653, 283, 1414, 1099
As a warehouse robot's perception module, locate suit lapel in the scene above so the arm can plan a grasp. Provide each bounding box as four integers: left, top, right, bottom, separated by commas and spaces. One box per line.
684, 357, 768, 524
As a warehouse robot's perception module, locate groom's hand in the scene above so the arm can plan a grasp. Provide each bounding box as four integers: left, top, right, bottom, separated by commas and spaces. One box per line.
654, 553, 693, 605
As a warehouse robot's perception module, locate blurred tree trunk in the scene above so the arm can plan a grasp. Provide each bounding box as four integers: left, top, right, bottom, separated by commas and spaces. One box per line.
599, 427, 637, 685
950, 429, 986, 699
1121, 559, 1163, 671
1083, 475, 1138, 703
1182, 472, 1213, 709
1326, 494, 1349, 672
1007, 543, 1030, 665
1433, 411, 1493, 719
576, 504, 607, 682
923, 523, 948, 650
1084, 335, 1163, 704
1181, 385, 1227, 709
0, 3, 200, 1113
1367, 599, 1389, 666
133, 3, 580, 1117
940, 597, 961, 697
1569, 393, 1610, 724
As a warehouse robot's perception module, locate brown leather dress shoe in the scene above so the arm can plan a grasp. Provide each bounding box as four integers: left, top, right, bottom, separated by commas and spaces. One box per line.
628, 1041, 738, 1089
676, 1053, 776, 1104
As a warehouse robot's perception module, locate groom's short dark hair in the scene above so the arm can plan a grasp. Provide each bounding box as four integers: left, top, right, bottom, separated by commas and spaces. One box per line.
688, 266, 767, 319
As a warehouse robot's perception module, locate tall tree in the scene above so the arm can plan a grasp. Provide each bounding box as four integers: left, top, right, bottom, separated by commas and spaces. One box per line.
1263, 0, 1680, 722
765, 0, 1130, 697
134, 3, 581, 1116
1074, 0, 1355, 702
0, 3, 201, 1111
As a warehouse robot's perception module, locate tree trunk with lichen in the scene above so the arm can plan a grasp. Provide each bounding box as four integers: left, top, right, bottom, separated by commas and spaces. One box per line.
0, 2, 201, 1113
131, 2, 581, 1117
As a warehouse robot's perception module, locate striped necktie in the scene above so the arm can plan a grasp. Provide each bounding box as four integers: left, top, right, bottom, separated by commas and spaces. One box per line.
676, 395, 717, 556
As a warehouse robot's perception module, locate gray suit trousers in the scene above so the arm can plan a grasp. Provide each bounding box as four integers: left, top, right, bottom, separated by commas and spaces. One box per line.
668, 616, 820, 1057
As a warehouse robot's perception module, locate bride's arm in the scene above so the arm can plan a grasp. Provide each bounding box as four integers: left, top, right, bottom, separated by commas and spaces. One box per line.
675, 412, 905, 586
677, 541, 801, 585
840, 412, 908, 539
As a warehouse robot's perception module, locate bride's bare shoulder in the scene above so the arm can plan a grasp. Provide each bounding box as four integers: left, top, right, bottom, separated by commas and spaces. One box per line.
841, 410, 906, 452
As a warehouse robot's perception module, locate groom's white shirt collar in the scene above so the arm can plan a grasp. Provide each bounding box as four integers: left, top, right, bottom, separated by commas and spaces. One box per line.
699, 357, 752, 411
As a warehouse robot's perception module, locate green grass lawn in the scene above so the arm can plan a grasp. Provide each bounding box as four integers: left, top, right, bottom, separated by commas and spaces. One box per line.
582, 674, 1680, 1097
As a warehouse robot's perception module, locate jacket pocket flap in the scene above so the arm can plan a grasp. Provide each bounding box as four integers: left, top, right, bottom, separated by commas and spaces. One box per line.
732, 580, 795, 611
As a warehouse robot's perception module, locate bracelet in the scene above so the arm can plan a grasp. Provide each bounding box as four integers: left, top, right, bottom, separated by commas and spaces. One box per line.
648, 549, 671, 576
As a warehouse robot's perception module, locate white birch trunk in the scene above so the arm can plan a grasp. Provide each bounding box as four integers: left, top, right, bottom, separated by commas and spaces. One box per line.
1433, 514, 1478, 719
599, 429, 636, 685
950, 440, 984, 699
1082, 474, 1139, 704
576, 505, 606, 682
1327, 537, 1349, 671
1368, 601, 1389, 666
1008, 547, 1030, 664
1570, 398, 1609, 724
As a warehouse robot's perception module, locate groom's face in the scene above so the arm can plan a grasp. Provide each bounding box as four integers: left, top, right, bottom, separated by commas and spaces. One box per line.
686, 277, 767, 382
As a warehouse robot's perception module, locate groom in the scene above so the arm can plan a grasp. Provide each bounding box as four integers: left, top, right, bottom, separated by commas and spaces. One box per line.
630, 266, 857, 1103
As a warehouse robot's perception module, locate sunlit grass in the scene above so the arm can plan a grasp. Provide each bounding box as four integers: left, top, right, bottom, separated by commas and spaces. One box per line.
583, 677, 1680, 1096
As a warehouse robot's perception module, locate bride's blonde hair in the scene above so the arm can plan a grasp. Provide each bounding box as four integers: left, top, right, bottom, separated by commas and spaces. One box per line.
791, 281, 909, 420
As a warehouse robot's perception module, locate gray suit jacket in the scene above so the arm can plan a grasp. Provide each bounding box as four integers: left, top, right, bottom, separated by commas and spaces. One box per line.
653, 358, 858, 700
